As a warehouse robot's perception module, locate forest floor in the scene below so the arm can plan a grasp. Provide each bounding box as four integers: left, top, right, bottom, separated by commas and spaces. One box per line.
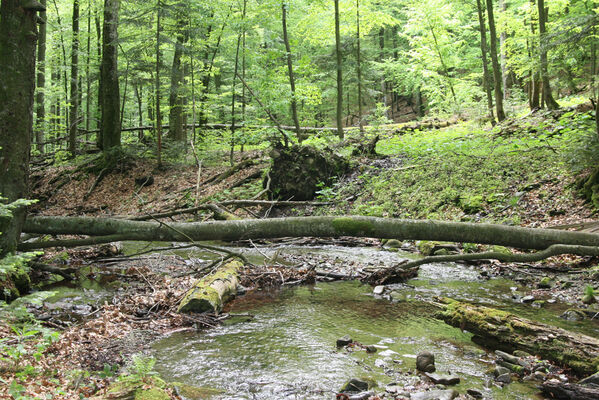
3, 104, 599, 399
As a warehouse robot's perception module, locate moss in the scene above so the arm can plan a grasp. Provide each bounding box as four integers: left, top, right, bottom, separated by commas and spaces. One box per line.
135, 388, 170, 400
178, 261, 241, 313
332, 217, 375, 236
172, 382, 224, 399
459, 194, 484, 214
417, 241, 436, 256
538, 277, 552, 289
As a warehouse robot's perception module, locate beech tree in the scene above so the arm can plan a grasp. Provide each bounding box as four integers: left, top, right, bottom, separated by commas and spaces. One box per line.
100, 0, 121, 154
0, 0, 45, 255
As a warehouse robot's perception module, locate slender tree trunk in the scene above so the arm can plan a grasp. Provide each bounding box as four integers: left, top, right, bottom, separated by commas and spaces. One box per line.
169, 14, 187, 142
100, 0, 121, 152
241, 7, 246, 147
69, 0, 80, 155
379, 28, 388, 114
95, 5, 103, 147
282, 2, 302, 142
36, 0, 47, 154
0, 0, 42, 254
429, 25, 458, 108
499, 0, 509, 99
156, 0, 162, 166
476, 0, 495, 122
334, 0, 344, 139
134, 83, 143, 140
85, 0, 91, 142
230, 30, 243, 166
356, 0, 364, 132
486, 0, 506, 121
52, 0, 70, 137
537, 0, 559, 110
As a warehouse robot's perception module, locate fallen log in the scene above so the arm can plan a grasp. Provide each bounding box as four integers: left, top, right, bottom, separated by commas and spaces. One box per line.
21, 216, 599, 251
438, 299, 599, 376
178, 260, 242, 313
541, 381, 599, 400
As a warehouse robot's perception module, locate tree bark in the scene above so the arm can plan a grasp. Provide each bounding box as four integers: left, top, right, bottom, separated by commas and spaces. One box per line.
439, 299, 599, 376
155, 0, 162, 166
178, 260, 241, 313
168, 13, 187, 143
69, 0, 80, 155
282, 2, 302, 142
334, 0, 344, 139
0, 0, 42, 255
486, 0, 506, 121
537, 0, 560, 110
541, 381, 599, 399
100, 0, 121, 152
356, 0, 364, 132
21, 216, 599, 251
476, 0, 495, 122
35, 0, 47, 154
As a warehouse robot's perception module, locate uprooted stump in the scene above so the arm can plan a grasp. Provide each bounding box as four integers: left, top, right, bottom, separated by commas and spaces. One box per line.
268, 145, 349, 201
438, 298, 599, 376
178, 260, 242, 314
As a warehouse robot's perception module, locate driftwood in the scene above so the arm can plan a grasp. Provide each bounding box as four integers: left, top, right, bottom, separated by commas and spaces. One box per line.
178, 260, 242, 313
438, 299, 599, 375
541, 381, 599, 399
20, 216, 599, 251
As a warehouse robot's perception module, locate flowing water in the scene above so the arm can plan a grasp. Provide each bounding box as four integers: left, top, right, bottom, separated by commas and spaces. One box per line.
38, 242, 599, 399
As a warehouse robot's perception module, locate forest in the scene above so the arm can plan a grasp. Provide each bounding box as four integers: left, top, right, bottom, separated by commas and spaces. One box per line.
4, 0, 599, 398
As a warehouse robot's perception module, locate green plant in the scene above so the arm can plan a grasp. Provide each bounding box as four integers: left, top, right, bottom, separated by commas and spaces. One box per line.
131, 354, 158, 379
584, 285, 595, 298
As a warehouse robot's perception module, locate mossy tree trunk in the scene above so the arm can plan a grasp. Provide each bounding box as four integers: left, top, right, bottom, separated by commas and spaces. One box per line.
0, 0, 43, 255
21, 216, 599, 251
476, 0, 495, 123
486, 0, 506, 121
35, 0, 47, 154
68, 0, 80, 155
168, 11, 188, 143
439, 299, 599, 376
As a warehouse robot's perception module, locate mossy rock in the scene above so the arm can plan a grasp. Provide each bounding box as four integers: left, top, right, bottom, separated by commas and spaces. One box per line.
172, 382, 224, 399
101, 378, 170, 400
0, 268, 31, 301
537, 277, 552, 289
267, 144, 349, 201
384, 239, 403, 249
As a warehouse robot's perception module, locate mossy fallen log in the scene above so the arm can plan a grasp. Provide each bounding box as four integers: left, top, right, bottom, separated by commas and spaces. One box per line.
178, 260, 242, 314
438, 299, 599, 376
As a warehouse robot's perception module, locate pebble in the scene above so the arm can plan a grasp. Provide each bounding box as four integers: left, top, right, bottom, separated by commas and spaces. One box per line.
373, 285, 385, 295
522, 295, 535, 303
467, 389, 483, 398
424, 372, 461, 385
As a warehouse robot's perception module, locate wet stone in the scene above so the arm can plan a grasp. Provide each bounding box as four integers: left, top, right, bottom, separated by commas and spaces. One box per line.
373, 285, 385, 295
425, 372, 460, 385
336, 336, 353, 347
560, 309, 586, 321
496, 373, 512, 384
339, 378, 370, 393
365, 345, 377, 353
411, 389, 458, 400
493, 366, 510, 377
522, 295, 535, 303
416, 351, 436, 372
467, 389, 483, 398
347, 391, 374, 400
495, 350, 520, 365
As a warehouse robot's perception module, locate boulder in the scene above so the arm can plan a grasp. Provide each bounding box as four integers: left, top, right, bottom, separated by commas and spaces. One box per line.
416, 351, 436, 372
425, 373, 461, 385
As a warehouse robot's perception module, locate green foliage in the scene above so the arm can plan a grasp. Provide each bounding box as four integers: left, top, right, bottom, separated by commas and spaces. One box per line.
131, 355, 158, 380
584, 285, 595, 298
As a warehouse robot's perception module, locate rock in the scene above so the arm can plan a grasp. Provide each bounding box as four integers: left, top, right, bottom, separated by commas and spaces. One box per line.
339, 378, 370, 393
385, 239, 402, 248
347, 391, 374, 400
495, 350, 520, 365
373, 285, 385, 295
365, 345, 377, 353
385, 385, 401, 394
538, 276, 552, 289
416, 351, 436, 372
533, 371, 547, 381
336, 336, 353, 347
466, 389, 483, 398
513, 350, 532, 358
532, 300, 545, 308
493, 366, 510, 377
496, 373, 512, 384
522, 295, 535, 303
411, 389, 458, 400
425, 373, 461, 385
580, 371, 599, 386
374, 359, 387, 368
560, 309, 586, 321
582, 294, 597, 305
497, 360, 525, 375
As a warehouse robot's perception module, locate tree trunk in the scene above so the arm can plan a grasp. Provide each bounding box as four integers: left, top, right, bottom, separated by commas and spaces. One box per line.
95, 4, 102, 147
168, 13, 187, 143
476, 0, 495, 122
537, 0, 559, 110
356, 0, 363, 132
541, 381, 599, 399
21, 216, 599, 251
0, 0, 42, 255
100, 0, 121, 152
155, 0, 162, 166
282, 2, 302, 142
439, 299, 599, 376
486, 0, 506, 121
134, 83, 143, 140
69, 0, 80, 155
85, 0, 91, 143
35, 0, 47, 154
229, 32, 242, 166
499, 0, 509, 99
334, 0, 344, 139
178, 260, 241, 313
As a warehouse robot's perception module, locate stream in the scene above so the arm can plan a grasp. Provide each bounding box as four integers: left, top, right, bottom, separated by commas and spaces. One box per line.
39, 243, 599, 399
